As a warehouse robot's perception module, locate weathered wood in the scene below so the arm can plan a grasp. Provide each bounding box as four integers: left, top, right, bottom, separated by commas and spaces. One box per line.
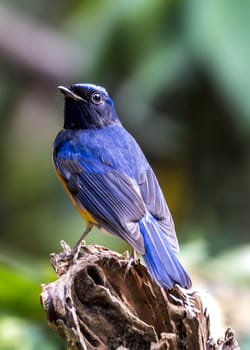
40, 242, 240, 350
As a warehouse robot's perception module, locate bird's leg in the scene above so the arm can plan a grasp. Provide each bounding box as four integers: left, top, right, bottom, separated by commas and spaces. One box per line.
125, 247, 138, 278
71, 223, 93, 261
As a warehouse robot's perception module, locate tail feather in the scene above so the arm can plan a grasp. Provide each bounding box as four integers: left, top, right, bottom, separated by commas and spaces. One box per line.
139, 214, 192, 289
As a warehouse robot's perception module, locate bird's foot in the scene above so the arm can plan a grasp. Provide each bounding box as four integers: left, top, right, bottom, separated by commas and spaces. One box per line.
50, 224, 93, 275
124, 248, 138, 279
71, 240, 86, 264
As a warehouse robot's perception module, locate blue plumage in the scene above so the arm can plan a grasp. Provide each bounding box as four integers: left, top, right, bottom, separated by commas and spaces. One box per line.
140, 214, 191, 288
54, 83, 191, 289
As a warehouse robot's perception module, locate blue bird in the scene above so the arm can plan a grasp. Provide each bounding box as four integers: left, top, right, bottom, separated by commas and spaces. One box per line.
53, 83, 192, 289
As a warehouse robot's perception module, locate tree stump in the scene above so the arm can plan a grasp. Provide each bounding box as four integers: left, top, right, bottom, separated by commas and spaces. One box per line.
40, 243, 240, 350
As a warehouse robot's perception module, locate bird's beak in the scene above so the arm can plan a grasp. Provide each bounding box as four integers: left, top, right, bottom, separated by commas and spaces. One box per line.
58, 86, 86, 102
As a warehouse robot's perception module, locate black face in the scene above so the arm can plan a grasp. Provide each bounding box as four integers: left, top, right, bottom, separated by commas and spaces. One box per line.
59, 83, 120, 130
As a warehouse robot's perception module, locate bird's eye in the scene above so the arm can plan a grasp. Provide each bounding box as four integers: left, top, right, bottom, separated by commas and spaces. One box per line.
91, 92, 102, 104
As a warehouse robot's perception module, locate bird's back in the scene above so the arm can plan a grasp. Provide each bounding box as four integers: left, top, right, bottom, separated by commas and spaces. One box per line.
54, 124, 149, 180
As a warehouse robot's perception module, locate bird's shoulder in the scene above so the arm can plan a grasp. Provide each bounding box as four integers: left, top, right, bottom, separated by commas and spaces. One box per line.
54, 125, 148, 178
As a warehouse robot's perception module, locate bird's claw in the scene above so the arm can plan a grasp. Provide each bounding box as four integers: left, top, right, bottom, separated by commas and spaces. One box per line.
124, 248, 138, 279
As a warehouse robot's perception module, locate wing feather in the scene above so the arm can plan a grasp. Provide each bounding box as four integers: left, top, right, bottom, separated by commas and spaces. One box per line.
55, 156, 146, 253
139, 168, 179, 252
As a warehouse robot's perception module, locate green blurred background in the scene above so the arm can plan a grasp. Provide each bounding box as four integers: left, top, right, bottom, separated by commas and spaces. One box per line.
0, 0, 249, 349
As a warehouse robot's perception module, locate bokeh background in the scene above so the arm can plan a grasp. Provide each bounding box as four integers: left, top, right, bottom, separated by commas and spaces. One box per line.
0, 1, 249, 349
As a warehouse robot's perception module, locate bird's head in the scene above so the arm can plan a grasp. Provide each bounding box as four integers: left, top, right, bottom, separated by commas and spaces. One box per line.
58, 83, 121, 130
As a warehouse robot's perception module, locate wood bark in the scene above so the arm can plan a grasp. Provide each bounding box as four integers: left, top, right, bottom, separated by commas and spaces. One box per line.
40, 242, 240, 350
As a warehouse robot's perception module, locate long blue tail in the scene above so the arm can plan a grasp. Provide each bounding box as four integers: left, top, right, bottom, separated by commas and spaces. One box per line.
139, 214, 192, 289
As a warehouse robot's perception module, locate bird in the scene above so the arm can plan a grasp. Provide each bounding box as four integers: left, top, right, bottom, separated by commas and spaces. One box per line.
53, 83, 192, 289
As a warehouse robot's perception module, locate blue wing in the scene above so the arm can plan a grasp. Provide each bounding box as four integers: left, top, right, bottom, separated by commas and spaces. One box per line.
54, 152, 146, 254
138, 168, 179, 252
